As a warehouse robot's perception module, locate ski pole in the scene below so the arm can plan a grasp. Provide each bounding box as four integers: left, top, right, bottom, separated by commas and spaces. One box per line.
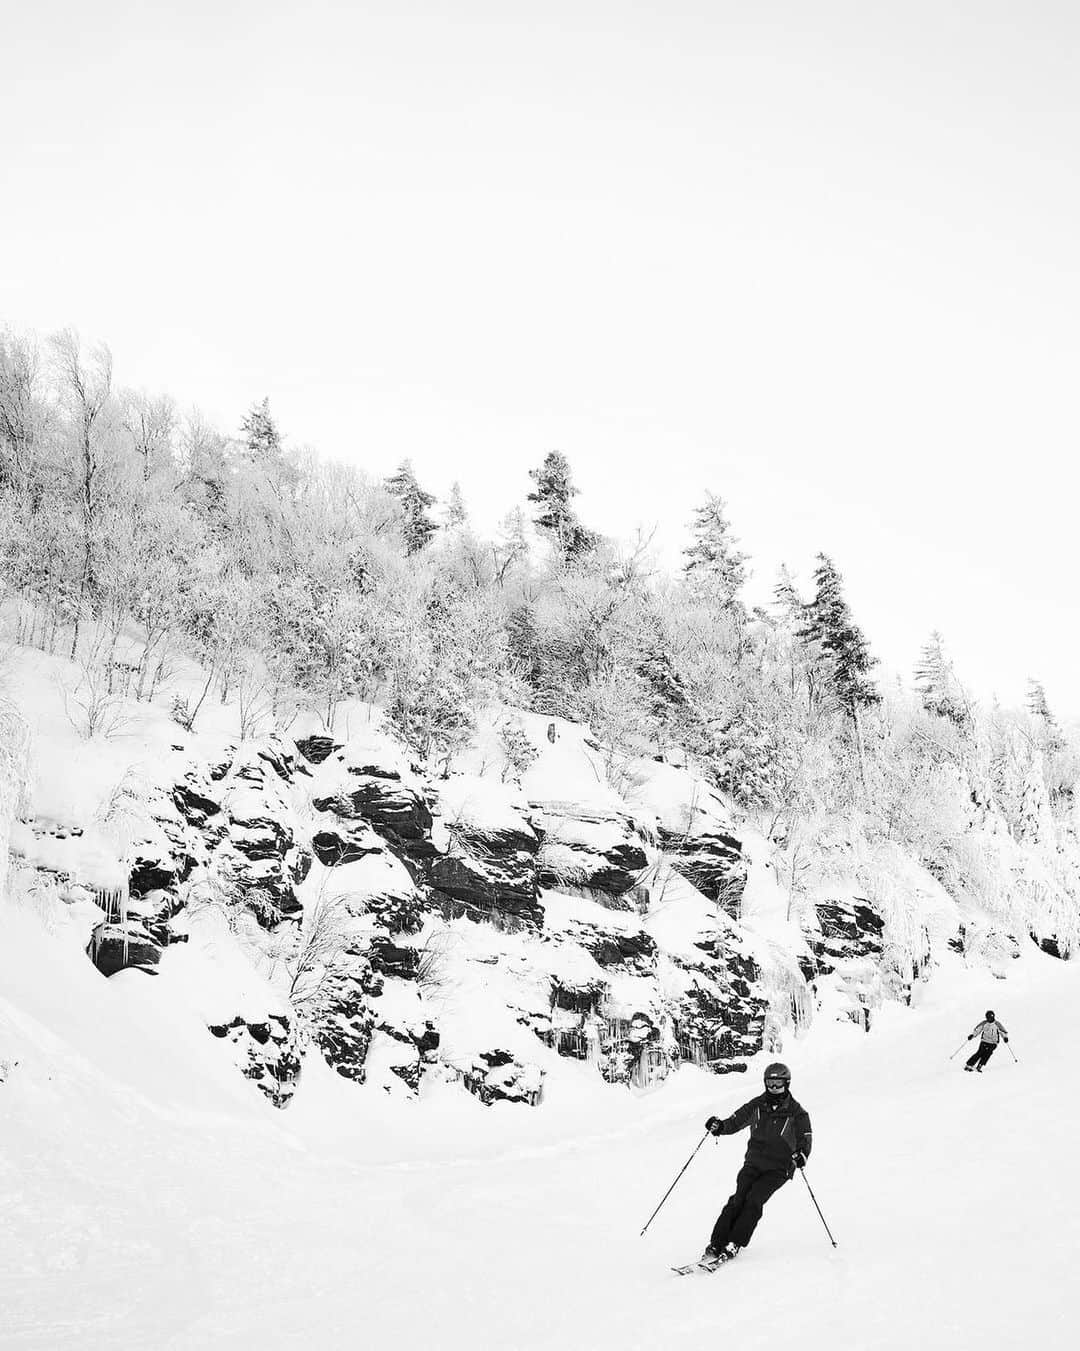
639, 1133, 710, 1237
1006, 1042, 1019, 1063
798, 1167, 838, 1248
948, 1040, 969, 1061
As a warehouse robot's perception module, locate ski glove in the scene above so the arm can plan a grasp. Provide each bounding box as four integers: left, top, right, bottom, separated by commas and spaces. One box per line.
705, 1116, 723, 1136
791, 1151, 807, 1170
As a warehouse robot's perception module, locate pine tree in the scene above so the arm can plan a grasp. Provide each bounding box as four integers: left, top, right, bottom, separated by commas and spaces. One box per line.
682, 492, 749, 605
772, 565, 804, 622
915, 631, 969, 728
799, 553, 879, 720
1027, 678, 1065, 754
527, 451, 596, 557
385, 459, 437, 554
240, 398, 282, 461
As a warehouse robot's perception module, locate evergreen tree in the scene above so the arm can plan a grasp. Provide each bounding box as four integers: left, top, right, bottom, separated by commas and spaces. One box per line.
915, 631, 969, 728
772, 564, 804, 623
385, 459, 437, 554
799, 553, 879, 720
527, 451, 596, 558
1026, 678, 1053, 724
240, 398, 281, 461
682, 492, 749, 605
1027, 678, 1066, 753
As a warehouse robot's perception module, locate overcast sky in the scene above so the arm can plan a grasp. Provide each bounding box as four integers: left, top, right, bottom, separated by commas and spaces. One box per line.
3, 1, 1078, 715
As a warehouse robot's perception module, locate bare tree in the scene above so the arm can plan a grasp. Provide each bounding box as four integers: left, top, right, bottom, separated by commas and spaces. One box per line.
50, 330, 113, 658
122, 390, 176, 483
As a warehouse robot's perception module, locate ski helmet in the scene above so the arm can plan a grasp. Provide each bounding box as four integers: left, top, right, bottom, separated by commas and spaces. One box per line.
763, 1062, 791, 1085
985, 1010, 995, 1021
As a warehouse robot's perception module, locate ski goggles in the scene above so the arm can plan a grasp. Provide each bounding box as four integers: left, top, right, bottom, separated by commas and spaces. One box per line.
764, 1077, 788, 1087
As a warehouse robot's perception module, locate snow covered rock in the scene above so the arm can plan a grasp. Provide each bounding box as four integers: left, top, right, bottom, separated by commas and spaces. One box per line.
460, 1049, 543, 1105
806, 897, 886, 971
89, 921, 164, 976
660, 827, 746, 918
308, 949, 378, 1083
428, 776, 543, 928
310, 747, 436, 874
207, 1013, 302, 1107
531, 802, 649, 907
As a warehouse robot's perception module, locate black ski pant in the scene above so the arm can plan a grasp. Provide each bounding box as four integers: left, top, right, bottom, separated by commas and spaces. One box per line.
966, 1041, 997, 1070
710, 1161, 789, 1250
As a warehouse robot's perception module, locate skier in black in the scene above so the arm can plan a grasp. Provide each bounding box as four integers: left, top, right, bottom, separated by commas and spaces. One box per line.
697, 1061, 812, 1268
964, 1010, 1008, 1072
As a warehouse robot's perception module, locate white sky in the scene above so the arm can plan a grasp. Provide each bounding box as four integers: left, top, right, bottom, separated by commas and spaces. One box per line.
3, 0, 1078, 716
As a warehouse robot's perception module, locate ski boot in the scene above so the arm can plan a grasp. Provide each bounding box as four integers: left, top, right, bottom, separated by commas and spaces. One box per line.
699, 1243, 740, 1271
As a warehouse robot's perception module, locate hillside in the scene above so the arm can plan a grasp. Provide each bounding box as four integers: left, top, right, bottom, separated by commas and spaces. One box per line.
0, 640, 1033, 1119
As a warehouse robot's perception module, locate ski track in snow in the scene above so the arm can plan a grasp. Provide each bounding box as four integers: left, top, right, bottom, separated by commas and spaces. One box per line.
2, 945, 1078, 1350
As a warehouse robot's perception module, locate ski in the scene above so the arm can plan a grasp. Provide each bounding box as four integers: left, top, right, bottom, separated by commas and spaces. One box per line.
671, 1254, 735, 1276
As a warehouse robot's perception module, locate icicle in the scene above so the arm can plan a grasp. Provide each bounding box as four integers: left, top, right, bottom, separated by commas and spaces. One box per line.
92, 883, 131, 963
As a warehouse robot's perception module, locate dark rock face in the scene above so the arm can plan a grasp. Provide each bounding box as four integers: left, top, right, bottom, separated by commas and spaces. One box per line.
427, 821, 543, 929
551, 980, 606, 1014
660, 827, 747, 918
672, 938, 768, 1068
581, 928, 657, 972
129, 855, 193, 897
216, 748, 301, 925
88, 923, 162, 976
531, 804, 650, 904
313, 777, 435, 870
806, 899, 886, 974
208, 1014, 301, 1107
1031, 933, 1069, 959
171, 782, 221, 830
295, 735, 342, 765
310, 953, 377, 1082
368, 936, 420, 981
311, 826, 381, 868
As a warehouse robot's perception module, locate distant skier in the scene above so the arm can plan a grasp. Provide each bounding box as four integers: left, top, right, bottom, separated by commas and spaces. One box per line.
696, 1062, 812, 1269
964, 1011, 1008, 1072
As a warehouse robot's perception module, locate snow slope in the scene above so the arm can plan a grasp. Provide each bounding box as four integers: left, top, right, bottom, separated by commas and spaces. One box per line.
1, 904, 1075, 1351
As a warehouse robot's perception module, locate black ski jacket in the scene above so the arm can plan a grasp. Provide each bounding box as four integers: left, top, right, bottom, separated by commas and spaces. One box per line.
712, 1092, 812, 1173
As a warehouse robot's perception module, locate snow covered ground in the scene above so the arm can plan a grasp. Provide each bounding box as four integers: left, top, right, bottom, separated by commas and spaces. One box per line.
1, 900, 1075, 1351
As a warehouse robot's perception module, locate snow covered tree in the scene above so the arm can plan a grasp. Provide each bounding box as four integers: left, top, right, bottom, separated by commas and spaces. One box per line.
772, 564, 804, 622
527, 451, 596, 558
240, 398, 282, 462
0, 331, 47, 488
1026, 679, 1063, 746
386, 588, 507, 772
682, 492, 749, 607
1025, 678, 1074, 809
385, 459, 437, 554
497, 717, 539, 784
50, 329, 116, 659
799, 554, 879, 721
122, 391, 176, 484
443, 480, 468, 529
915, 632, 970, 728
